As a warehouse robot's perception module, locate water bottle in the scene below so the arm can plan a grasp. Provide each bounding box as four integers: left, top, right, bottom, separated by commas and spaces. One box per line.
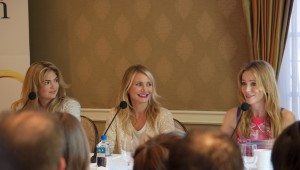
96, 135, 109, 167
106, 142, 112, 156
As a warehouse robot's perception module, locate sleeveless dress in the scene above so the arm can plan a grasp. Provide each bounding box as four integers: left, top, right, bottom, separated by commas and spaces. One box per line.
235, 107, 275, 149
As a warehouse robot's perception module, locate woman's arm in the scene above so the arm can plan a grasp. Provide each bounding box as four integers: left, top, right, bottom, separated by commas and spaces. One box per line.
63, 98, 81, 120
157, 108, 175, 133
281, 109, 296, 130
221, 107, 238, 136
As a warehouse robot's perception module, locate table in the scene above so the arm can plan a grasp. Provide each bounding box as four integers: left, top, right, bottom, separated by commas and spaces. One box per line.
90, 154, 133, 170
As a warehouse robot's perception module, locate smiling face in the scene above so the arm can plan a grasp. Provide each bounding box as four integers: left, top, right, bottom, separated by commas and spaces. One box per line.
38, 71, 59, 106
128, 73, 153, 106
240, 71, 265, 105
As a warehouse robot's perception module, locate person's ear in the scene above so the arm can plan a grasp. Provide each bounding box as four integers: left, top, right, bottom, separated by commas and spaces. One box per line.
58, 157, 66, 170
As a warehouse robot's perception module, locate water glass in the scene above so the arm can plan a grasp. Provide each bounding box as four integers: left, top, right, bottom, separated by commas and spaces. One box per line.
121, 138, 134, 168
240, 143, 257, 170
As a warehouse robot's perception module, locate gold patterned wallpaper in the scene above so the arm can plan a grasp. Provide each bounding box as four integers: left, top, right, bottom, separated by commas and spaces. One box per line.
29, 0, 248, 111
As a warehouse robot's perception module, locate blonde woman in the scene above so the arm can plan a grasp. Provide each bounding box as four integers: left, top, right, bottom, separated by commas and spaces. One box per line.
105, 64, 175, 153
57, 112, 90, 170
221, 60, 295, 145
11, 61, 81, 120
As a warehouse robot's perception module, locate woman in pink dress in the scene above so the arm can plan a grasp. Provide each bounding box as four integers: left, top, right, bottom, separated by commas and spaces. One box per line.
221, 60, 295, 147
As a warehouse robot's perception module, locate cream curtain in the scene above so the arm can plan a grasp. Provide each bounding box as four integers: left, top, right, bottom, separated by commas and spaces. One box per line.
278, 0, 300, 119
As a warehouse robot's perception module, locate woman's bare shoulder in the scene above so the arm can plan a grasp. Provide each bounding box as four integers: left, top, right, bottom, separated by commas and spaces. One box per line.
221, 107, 239, 135
281, 109, 296, 129
224, 107, 239, 118
227, 107, 239, 114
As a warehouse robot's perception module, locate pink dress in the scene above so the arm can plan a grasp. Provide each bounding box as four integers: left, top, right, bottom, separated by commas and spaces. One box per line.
236, 108, 273, 149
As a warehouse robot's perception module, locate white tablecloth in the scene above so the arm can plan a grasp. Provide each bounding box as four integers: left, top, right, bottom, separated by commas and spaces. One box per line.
90, 154, 133, 170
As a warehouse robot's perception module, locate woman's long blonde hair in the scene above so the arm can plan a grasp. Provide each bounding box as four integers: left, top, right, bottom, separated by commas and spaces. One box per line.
11, 61, 69, 112
237, 60, 282, 138
117, 64, 161, 134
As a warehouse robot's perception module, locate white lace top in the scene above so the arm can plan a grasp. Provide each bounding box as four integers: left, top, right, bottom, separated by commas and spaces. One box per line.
105, 107, 175, 153
61, 98, 81, 120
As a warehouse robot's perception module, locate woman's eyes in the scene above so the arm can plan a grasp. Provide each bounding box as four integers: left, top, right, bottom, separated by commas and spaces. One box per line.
42, 79, 59, 85
241, 81, 256, 86
136, 82, 142, 86
43, 80, 50, 85
135, 82, 152, 87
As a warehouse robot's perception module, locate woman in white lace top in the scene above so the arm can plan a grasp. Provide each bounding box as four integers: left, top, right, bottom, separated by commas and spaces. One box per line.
11, 61, 80, 120
105, 64, 175, 153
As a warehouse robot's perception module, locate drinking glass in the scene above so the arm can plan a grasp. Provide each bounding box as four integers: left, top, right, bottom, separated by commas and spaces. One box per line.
121, 138, 134, 168
240, 143, 257, 170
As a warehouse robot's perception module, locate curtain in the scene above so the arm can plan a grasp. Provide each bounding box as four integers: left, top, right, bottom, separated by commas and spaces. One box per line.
278, 0, 299, 119
242, 0, 294, 78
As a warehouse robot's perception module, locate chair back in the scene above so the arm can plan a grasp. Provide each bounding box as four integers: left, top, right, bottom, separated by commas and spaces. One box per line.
80, 115, 99, 162
173, 118, 188, 132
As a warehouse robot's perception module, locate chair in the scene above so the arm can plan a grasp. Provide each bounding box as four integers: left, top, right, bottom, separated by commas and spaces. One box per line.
173, 118, 188, 133
80, 115, 99, 163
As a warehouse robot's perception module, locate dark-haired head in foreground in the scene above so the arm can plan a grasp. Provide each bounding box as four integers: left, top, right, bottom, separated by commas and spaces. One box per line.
167, 129, 243, 170
133, 131, 185, 170
272, 121, 300, 170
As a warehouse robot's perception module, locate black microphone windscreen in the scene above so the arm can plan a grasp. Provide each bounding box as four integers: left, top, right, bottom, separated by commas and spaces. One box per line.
241, 102, 250, 111
119, 101, 127, 109
28, 92, 37, 100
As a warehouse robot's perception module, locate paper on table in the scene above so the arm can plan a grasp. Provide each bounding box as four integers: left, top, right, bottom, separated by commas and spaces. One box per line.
254, 149, 272, 170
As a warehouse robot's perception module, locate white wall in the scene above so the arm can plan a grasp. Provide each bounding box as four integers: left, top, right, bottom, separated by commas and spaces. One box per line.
0, 0, 29, 110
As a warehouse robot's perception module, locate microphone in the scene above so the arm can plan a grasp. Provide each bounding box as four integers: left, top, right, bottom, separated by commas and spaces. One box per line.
103, 101, 127, 136
91, 101, 127, 163
20, 92, 37, 111
230, 102, 250, 138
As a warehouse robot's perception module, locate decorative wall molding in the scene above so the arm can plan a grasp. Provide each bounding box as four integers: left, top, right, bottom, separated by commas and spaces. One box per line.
81, 108, 226, 125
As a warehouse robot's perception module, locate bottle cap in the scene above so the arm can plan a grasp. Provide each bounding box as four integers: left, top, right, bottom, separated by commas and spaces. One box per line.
101, 135, 107, 140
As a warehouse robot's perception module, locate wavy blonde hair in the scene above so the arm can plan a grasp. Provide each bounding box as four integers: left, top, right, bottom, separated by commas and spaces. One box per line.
237, 60, 282, 138
11, 61, 69, 112
117, 64, 161, 134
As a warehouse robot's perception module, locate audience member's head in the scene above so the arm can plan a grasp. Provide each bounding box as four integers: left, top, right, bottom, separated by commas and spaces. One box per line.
0, 111, 21, 170
271, 121, 300, 170
0, 111, 65, 170
56, 112, 90, 170
0, 139, 20, 170
133, 131, 185, 170
168, 129, 243, 170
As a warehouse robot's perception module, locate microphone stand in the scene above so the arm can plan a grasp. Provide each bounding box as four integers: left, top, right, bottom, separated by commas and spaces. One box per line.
103, 107, 121, 136
91, 106, 123, 163
231, 103, 249, 139
91, 101, 127, 163
103, 101, 127, 136
231, 111, 244, 138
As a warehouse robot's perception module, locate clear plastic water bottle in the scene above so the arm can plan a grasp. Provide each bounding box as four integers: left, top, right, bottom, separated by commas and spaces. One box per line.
96, 135, 109, 167
106, 142, 112, 156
